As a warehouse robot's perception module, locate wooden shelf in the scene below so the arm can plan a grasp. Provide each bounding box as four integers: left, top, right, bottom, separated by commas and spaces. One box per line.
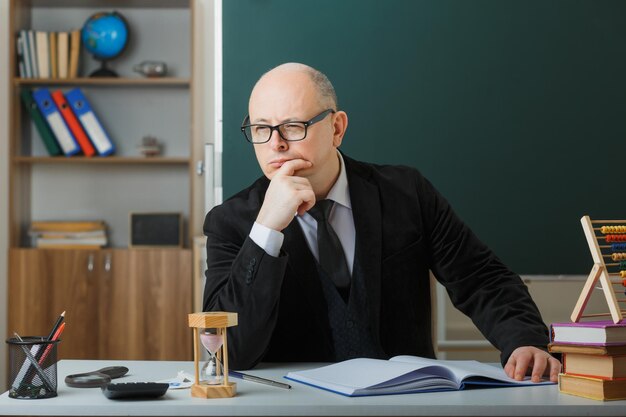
15, 77, 190, 87
26, 0, 188, 8
12, 156, 190, 165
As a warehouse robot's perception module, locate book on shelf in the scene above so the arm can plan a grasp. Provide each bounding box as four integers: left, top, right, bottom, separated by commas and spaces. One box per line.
20, 89, 62, 156
558, 373, 626, 401
35, 31, 49, 78
550, 320, 626, 345
51, 90, 96, 157
30, 230, 108, 239
57, 32, 69, 79
35, 236, 107, 248
563, 352, 626, 379
32, 88, 80, 156
69, 30, 80, 79
49, 32, 58, 79
30, 220, 106, 233
18, 30, 32, 78
16, 32, 26, 78
27, 30, 38, 78
65, 88, 115, 156
285, 356, 553, 397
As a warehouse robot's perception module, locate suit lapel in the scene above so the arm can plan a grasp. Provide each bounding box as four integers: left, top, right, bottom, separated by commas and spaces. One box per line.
344, 156, 383, 342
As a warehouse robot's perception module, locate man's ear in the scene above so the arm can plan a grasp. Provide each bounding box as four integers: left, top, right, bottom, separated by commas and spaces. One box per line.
332, 111, 348, 147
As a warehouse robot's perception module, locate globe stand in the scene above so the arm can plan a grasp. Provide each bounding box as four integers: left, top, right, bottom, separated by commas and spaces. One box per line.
89, 59, 118, 77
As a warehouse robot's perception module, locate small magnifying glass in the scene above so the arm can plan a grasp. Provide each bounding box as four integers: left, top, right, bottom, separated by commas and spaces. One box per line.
65, 366, 129, 388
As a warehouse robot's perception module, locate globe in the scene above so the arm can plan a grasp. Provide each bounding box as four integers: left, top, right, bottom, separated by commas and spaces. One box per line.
81, 11, 130, 77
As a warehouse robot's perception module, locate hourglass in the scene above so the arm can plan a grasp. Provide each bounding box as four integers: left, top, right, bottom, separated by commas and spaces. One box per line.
188, 312, 238, 398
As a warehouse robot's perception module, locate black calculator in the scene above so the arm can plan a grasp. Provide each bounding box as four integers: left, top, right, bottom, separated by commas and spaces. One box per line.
101, 382, 169, 400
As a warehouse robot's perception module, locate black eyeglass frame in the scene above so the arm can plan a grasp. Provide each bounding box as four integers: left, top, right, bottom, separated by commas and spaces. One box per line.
241, 109, 336, 144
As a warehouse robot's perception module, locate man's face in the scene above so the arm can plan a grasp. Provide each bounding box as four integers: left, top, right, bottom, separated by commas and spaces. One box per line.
248, 70, 339, 180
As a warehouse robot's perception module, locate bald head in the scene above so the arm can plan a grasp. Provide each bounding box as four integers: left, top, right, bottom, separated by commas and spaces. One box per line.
251, 63, 338, 110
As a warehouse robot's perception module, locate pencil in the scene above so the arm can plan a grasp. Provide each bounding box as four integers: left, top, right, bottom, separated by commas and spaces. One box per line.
46, 311, 65, 341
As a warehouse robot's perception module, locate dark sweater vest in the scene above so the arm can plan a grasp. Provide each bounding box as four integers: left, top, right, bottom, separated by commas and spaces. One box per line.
316, 261, 386, 361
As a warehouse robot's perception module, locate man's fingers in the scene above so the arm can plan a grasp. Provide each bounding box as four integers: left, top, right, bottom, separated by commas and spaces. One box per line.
514, 355, 530, 381
296, 190, 316, 216
277, 158, 312, 176
549, 357, 561, 382
504, 361, 516, 379
530, 352, 547, 383
506, 347, 562, 383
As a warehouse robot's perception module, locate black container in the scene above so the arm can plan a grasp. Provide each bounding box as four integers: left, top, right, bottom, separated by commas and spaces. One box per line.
6, 336, 59, 399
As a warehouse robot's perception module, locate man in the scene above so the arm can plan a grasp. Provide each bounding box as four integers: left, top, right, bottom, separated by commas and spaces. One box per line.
203, 63, 561, 382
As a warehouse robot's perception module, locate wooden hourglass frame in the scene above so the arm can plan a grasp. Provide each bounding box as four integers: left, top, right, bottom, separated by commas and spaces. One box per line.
571, 216, 626, 324
188, 312, 238, 398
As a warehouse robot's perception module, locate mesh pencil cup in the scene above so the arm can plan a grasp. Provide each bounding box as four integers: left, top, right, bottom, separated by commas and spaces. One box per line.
6, 336, 60, 399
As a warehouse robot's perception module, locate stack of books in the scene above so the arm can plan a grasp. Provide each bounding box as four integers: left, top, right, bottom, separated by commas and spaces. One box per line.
550, 320, 626, 400
29, 221, 108, 249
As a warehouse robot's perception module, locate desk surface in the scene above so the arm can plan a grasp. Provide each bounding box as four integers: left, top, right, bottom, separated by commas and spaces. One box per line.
1, 360, 625, 416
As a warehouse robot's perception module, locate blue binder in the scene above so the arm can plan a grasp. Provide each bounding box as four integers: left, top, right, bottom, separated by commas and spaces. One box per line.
32, 88, 80, 156
65, 88, 115, 156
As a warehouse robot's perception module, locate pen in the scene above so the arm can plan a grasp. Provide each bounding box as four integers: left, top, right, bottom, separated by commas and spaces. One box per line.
229, 370, 292, 390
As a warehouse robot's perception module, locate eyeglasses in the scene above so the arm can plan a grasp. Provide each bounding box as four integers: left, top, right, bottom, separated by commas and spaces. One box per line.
241, 109, 336, 144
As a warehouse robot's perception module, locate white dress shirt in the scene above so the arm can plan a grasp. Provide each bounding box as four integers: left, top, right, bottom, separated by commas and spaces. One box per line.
249, 151, 355, 274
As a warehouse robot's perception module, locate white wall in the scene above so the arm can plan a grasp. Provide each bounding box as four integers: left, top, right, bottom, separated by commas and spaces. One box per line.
0, 0, 9, 392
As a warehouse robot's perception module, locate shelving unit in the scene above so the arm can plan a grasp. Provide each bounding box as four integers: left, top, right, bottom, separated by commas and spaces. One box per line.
7, 0, 203, 361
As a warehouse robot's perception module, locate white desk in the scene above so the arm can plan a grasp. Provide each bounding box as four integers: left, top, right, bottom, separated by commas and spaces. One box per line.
1, 360, 625, 416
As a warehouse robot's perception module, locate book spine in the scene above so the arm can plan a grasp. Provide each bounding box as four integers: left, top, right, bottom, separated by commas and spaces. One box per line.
35, 31, 49, 79
49, 32, 58, 79
27, 30, 38, 78
19, 30, 32, 78
16, 35, 25, 78
57, 32, 68, 79
69, 30, 80, 78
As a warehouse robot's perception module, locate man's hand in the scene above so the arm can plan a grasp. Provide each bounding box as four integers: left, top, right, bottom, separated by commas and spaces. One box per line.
504, 346, 561, 383
256, 159, 315, 231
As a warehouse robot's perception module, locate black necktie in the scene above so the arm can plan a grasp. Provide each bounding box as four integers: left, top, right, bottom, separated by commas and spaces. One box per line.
308, 200, 351, 293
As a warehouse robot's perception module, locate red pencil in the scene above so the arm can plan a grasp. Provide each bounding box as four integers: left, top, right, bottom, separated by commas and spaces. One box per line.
38, 321, 65, 365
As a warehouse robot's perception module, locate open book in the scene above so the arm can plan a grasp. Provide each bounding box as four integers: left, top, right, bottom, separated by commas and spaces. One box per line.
285, 356, 554, 397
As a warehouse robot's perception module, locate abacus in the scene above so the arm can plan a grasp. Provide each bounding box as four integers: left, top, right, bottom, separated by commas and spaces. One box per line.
571, 216, 626, 324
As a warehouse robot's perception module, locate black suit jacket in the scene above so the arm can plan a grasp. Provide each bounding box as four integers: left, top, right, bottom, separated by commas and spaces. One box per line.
203, 154, 549, 370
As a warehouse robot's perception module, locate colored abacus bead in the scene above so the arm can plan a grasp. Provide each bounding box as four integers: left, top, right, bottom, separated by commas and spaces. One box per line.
612, 243, 626, 252
601, 225, 626, 234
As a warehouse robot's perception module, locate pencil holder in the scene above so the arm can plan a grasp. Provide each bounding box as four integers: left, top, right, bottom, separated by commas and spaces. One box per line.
6, 336, 60, 399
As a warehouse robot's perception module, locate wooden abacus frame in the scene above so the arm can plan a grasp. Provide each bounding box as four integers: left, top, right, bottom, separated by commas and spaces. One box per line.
571, 216, 626, 324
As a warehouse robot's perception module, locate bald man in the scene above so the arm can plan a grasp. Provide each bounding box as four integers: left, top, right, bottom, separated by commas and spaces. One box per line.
203, 63, 561, 382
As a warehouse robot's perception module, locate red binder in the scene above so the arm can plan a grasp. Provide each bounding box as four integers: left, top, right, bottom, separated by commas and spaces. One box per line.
51, 90, 96, 157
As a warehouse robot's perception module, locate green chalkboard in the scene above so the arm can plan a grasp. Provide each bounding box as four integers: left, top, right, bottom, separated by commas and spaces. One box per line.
223, 0, 626, 274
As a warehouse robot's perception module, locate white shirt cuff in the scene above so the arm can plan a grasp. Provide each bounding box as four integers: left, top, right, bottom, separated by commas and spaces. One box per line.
250, 222, 284, 257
